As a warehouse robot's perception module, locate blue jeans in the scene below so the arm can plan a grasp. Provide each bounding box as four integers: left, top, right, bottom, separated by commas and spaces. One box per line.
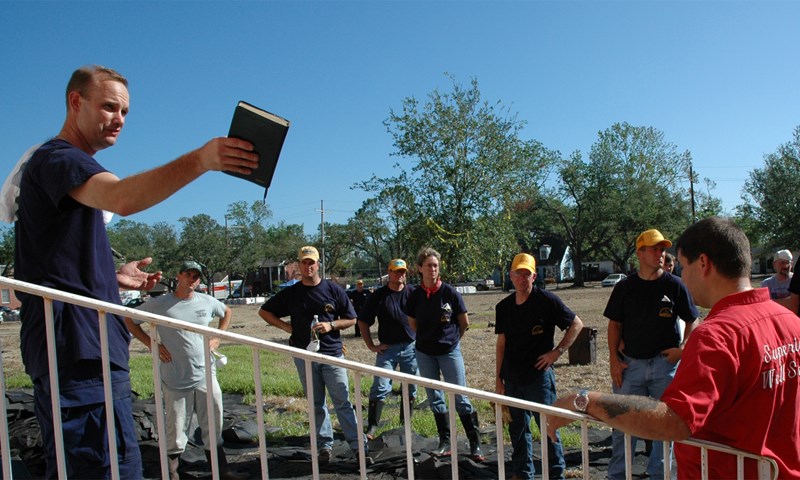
609, 354, 677, 480
505, 369, 566, 480
369, 341, 418, 401
293, 357, 363, 451
416, 345, 473, 415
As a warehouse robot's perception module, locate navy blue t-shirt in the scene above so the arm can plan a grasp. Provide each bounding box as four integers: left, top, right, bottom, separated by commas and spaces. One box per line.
604, 271, 700, 359
358, 285, 415, 344
495, 287, 575, 384
15, 139, 129, 384
404, 282, 467, 356
261, 279, 356, 357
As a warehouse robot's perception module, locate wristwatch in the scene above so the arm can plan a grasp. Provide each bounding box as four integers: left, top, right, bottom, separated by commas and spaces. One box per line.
330, 320, 337, 330
573, 389, 590, 413
556, 346, 566, 355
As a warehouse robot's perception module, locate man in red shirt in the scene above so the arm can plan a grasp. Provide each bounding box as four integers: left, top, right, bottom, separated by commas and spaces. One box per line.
548, 217, 800, 479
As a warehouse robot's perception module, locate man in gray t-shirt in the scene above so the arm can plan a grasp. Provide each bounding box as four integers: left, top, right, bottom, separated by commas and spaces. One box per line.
126, 261, 245, 480
761, 249, 793, 300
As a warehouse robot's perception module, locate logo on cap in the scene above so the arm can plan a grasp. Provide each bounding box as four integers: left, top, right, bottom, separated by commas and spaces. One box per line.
388, 259, 407, 271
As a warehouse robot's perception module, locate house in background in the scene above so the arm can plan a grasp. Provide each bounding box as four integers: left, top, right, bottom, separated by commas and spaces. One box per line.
0, 265, 21, 309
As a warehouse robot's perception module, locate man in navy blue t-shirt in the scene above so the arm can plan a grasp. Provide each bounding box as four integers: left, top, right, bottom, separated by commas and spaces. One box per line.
604, 229, 700, 480
259, 246, 365, 463
14, 65, 258, 479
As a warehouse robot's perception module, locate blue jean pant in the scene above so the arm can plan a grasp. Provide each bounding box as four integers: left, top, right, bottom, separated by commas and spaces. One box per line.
505, 369, 566, 480
369, 341, 418, 401
293, 356, 363, 451
416, 345, 474, 415
609, 353, 677, 480
33, 373, 142, 480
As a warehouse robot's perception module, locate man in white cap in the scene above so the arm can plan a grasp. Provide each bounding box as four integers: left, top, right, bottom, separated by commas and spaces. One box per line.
602, 229, 700, 480
761, 249, 793, 300
495, 253, 584, 480
126, 261, 246, 480
259, 246, 365, 463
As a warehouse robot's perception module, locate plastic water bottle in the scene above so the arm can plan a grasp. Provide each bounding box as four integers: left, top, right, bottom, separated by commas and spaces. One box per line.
307, 315, 321, 352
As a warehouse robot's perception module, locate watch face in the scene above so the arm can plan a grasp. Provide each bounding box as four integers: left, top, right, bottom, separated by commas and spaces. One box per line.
574, 391, 589, 412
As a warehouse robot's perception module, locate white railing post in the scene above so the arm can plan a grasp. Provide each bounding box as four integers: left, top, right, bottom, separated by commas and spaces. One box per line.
43, 298, 66, 480
494, 402, 505, 480
252, 348, 269, 479
0, 335, 12, 480
447, 392, 458, 479
149, 325, 168, 480
304, 359, 319, 479
352, 373, 367, 479
402, 382, 415, 480
203, 339, 219, 480
97, 310, 120, 480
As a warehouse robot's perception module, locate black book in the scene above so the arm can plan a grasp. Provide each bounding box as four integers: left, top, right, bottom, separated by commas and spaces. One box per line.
225, 101, 290, 196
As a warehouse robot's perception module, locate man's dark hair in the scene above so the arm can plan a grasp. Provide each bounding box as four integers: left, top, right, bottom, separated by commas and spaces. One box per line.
675, 216, 751, 279
65, 65, 128, 108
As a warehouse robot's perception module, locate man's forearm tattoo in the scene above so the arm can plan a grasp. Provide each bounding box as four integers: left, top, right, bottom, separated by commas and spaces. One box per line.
597, 394, 660, 419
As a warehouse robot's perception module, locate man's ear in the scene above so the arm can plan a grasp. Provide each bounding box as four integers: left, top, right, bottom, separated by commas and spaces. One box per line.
67, 90, 82, 112
698, 253, 712, 276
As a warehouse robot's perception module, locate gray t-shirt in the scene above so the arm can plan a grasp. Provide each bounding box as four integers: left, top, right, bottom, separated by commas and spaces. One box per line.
135, 293, 227, 389
761, 274, 792, 300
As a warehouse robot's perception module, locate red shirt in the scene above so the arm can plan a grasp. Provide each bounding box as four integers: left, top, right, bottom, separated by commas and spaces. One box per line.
662, 288, 800, 479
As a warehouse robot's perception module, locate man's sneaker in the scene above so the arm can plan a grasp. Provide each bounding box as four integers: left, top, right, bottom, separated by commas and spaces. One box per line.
318, 448, 332, 464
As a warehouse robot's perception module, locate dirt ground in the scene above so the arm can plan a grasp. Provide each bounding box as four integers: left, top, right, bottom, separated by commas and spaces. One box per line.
0, 283, 614, 395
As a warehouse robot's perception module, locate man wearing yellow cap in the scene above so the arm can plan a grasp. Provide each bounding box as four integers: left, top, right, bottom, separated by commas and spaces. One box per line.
258, 246, 364, 463
357, 258, 418, 439
495, 253, 584, 480
603, 229, 700, 480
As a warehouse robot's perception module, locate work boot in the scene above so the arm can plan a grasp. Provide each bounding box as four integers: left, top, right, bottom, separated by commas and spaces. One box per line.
432, 411, 451, 456
167, 453, 180, 480
399, 395, 415, 423
365, 399, 384, 439
459, 411, 485, 462
205, 445, 248, 480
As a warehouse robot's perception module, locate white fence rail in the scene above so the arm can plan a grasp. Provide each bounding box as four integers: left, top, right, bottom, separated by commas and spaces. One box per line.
0, 276, 778, 479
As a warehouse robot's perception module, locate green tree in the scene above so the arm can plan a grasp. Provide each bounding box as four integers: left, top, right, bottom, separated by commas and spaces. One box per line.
0, 226, 14, 275
535, 123, 716, 285
359, 75, 553, 280
107, 219, 153, 264
178, 214, 226, 290
737, 125, 800, 249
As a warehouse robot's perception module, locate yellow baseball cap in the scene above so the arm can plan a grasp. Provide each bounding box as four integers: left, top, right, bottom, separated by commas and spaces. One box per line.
636, 229, 672, 250
511, 253, 536, 273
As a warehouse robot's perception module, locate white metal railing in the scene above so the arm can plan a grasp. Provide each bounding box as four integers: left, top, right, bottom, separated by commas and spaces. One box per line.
0, 276, 779, 480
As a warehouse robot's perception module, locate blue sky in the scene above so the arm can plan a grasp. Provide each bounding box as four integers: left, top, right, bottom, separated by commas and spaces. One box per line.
1, 1, 798, 236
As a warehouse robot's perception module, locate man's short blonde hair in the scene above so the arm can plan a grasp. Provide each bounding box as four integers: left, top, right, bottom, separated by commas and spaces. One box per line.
65, 65, 128, 109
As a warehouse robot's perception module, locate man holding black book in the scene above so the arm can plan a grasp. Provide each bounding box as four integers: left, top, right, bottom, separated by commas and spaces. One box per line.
11, 64, 258, 479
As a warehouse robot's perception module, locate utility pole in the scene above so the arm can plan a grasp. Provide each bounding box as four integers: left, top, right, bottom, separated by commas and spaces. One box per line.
317, 200, 326, 279
689, 164, 696, 223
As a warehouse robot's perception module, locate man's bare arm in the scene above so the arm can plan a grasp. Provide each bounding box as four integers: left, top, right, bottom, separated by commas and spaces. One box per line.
547, 391, 691, 442
70, 137, 257, 216
258, 308, 292, 335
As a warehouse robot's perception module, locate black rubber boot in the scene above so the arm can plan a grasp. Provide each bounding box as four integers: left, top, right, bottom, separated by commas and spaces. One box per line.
167, 453, 180, 480
459, 411, 485, 462
205, 446, 248, 480
365, 399, 384, 439
432, 412, 451, 456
